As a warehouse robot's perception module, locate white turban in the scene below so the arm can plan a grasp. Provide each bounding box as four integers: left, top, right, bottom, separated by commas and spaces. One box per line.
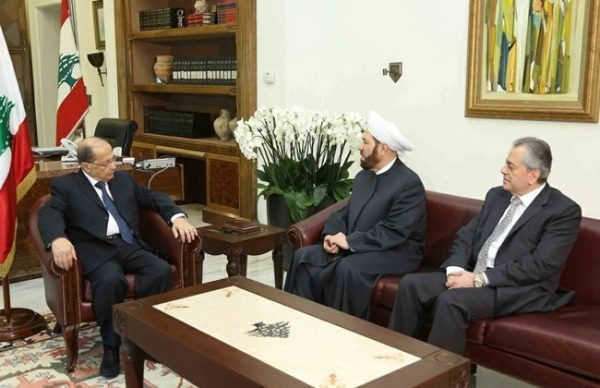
367, 111, 413, 155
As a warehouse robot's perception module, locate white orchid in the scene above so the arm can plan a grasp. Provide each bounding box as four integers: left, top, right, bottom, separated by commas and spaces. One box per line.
233, 106, 366, 222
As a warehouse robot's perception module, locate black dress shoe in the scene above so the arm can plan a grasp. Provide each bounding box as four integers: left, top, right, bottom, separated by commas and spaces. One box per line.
100, 347, 120, 378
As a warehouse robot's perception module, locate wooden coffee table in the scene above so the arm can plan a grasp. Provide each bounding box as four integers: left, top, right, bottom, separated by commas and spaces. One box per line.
196, 223, 287, 288
113, 277, 470, 387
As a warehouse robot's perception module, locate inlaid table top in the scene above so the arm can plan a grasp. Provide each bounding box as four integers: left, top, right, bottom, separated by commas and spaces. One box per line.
113, 276, 470, 387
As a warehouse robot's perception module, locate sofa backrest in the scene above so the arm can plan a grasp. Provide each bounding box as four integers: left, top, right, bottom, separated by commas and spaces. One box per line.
423, 191, 482, 268
560, 216, 600, 303
423, 191, 600, 304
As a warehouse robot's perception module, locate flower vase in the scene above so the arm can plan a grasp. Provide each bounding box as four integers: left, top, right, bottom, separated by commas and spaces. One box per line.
266, 193, 337, 271
153, 55, 173, 84
267, 194, 294, 271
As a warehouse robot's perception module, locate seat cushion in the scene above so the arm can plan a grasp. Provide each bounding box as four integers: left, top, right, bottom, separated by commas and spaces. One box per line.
483, 302, 600, 380
371, 267, 439, 310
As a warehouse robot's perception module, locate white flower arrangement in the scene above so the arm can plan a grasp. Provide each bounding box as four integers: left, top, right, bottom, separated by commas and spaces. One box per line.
234, 106, 365, 222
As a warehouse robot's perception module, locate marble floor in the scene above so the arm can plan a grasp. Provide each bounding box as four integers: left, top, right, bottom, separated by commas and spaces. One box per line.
2, 204, 533, 387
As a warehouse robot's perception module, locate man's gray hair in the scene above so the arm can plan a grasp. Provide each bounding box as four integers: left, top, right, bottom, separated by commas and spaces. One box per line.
77, 142, 95, 163
513, 137, 552, 183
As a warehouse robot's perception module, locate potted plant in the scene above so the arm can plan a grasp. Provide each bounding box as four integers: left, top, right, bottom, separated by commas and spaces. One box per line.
234, 106, 365, 223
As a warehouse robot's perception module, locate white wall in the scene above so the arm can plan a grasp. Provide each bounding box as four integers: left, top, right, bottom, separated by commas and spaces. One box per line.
256, 0, 600, 219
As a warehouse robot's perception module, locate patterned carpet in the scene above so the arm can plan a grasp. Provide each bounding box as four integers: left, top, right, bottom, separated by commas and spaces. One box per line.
0, 313, 195, 387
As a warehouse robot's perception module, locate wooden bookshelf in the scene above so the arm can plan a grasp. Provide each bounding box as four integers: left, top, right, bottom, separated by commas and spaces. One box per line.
115, 0, 257, 221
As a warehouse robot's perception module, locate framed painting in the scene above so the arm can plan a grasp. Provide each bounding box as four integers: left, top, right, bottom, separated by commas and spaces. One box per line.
465, 0, 600, 122
93, 0, 105, 50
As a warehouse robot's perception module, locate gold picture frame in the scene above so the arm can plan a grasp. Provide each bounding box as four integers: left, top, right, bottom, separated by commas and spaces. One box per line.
465, 0, 600, 122
93, 0, 105, 50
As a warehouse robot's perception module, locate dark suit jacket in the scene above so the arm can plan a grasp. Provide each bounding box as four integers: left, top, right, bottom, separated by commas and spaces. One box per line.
319, 158, 427, 269
442, 185, 582, 315
38, 170, 181, 275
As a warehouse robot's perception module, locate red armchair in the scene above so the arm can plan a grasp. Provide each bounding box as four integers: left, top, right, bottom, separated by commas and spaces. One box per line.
28, 194, 202, 372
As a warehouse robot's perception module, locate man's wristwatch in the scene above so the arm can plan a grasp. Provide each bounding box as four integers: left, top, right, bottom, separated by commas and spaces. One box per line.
473, 273, 485, 288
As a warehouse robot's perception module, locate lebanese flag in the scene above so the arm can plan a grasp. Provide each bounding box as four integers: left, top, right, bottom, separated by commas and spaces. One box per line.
56, 0, 89, 145
0, 26, 36, 277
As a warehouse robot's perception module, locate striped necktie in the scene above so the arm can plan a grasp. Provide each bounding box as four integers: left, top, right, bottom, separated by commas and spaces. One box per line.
474, 196, 522, 274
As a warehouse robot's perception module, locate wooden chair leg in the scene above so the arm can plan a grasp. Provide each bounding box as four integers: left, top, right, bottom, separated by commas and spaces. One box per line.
52, 321, 62, 334
63, 324, 80, 373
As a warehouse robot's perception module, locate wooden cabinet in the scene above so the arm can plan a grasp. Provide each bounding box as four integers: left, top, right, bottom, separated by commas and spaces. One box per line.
115, 0, 257, 221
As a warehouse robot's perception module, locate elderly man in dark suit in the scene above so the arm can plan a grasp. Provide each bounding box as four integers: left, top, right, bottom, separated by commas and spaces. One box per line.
38, 137, 198, 378
389, 137, 581, 355
284, 111, 427, 319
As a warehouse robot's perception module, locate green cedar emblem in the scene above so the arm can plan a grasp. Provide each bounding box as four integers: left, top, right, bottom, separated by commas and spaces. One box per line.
0, 95, 15, 156
58, 53, 80, 89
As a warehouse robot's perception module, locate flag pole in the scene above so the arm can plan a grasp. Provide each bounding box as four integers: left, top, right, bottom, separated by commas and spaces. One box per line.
0, 275, 46, 341
2, 276, 11, 321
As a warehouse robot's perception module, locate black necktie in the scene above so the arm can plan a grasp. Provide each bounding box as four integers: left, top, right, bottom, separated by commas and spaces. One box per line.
95, 181, 133, 244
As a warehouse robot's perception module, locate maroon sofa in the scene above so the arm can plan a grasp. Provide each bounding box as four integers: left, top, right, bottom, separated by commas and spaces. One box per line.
288, 191, 600, 387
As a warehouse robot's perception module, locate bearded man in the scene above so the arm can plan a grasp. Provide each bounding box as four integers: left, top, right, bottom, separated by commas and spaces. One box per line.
283, 111, 427, 319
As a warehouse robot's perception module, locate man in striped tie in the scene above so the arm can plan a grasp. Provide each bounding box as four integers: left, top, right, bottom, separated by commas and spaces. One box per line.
388, 137, 581, 355
38, 137, 198, 378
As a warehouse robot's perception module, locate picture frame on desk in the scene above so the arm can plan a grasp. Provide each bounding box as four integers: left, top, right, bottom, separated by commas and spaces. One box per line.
465, 0, 600, 122
93, 0, 105, 50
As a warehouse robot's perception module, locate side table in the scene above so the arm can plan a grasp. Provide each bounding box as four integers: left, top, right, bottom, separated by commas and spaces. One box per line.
196, 223, 287, 289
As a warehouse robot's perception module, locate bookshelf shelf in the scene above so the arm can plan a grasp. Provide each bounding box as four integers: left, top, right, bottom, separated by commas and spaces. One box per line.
130, 24, 237, 42
132, 84, 237, 95
116, 0, 257, 221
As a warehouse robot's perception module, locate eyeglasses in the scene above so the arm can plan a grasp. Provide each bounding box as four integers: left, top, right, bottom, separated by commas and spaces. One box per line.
89, 155, 118, 168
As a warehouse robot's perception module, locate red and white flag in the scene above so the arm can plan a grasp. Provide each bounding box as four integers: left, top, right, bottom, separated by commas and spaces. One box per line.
0, 26, 36, 277
56, 0, 88, 145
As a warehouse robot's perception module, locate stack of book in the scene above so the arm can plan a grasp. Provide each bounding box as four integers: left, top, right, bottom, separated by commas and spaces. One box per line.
171, 56, 236, 85
217, 0, 237, 24
202, 12, 215, 25
139, 7, 185, 31
144, 107, 213, 138
187, 13, 203, 27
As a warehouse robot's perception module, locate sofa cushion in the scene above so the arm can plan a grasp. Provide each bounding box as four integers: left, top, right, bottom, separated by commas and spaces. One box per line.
483, 302, 600, 380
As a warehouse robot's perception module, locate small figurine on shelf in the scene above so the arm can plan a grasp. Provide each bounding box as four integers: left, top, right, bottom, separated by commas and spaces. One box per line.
176, 9, 185, 28
188, 0, 207, 27
194, 0, 208, 14
214, 109, 233, 141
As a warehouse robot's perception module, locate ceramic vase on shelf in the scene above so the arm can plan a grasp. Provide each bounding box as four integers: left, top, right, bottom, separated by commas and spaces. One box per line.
214, 109, 233, 141
153, 55, 173, 84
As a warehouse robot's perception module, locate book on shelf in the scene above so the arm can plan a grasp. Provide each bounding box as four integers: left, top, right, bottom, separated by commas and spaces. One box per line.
139, 7, 185, 31
221, 219, 260, 234
217, 0, 237, 24
143, 107, 212, 138
171, 56, 236, 85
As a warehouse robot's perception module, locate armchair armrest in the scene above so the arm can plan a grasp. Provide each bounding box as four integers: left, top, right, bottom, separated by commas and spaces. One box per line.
28, 201, 84, 325
36, 250, 85, 327
139, 208, 202, 287
287, 198, 349, 250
